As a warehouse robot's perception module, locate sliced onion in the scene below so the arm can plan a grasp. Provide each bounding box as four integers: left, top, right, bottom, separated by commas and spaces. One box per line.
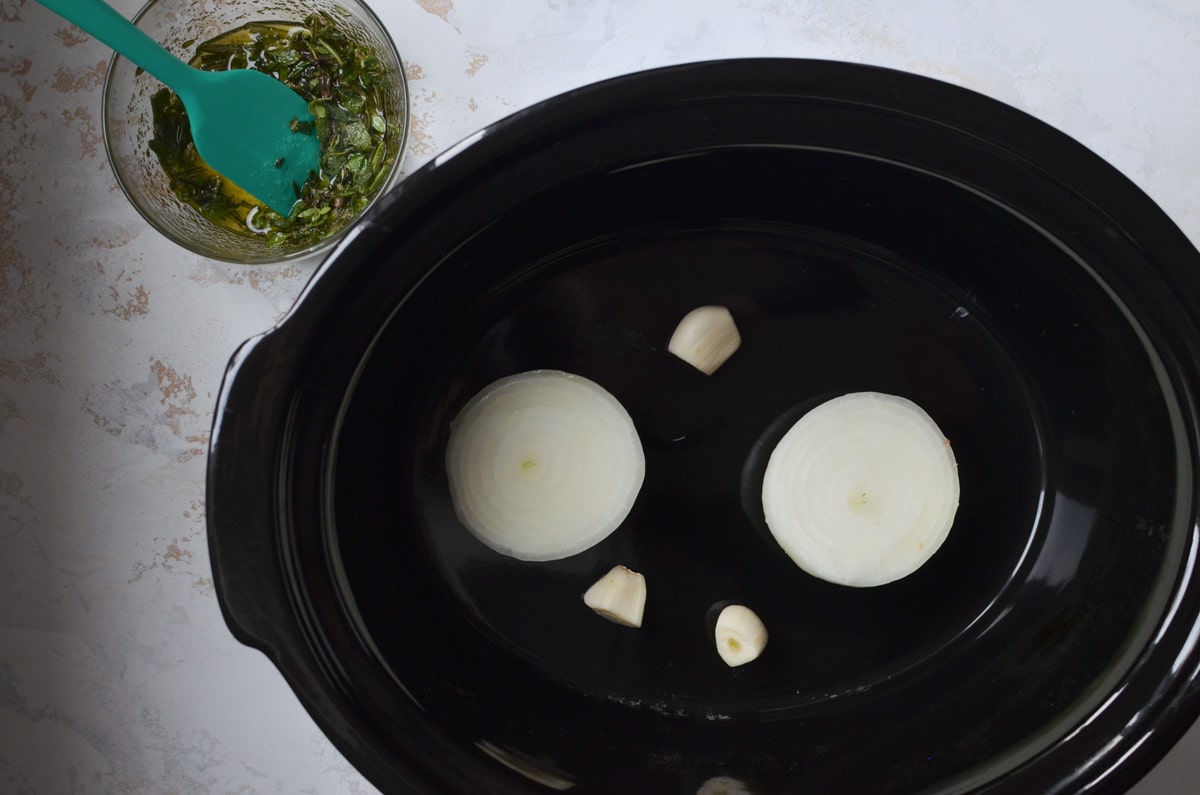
761, 392, 959, 587
446, 369, 645, 561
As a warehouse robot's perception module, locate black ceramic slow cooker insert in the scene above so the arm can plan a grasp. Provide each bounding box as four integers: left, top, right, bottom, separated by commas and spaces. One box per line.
206, 59, 1200, 794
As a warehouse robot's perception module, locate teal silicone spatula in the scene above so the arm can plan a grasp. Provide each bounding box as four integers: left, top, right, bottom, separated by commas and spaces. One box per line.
35, 0, 320, 215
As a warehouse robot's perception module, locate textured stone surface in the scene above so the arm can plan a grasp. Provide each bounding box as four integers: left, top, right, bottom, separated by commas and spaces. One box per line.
2, 0, 1199, 791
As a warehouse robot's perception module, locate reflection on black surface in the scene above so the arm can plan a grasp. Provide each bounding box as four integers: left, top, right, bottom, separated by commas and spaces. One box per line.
1033, 495, 1095, 590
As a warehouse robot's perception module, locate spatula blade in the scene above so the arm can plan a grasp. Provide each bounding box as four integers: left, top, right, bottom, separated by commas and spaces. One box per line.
184, 67, 321, 216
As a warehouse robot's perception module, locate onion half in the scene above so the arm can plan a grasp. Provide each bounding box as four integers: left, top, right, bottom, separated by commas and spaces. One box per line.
446, 370, 645, 561
761, 392, 959, 587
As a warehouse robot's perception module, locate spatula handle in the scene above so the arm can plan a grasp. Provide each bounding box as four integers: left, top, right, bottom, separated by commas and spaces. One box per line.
34, 0, 197, 95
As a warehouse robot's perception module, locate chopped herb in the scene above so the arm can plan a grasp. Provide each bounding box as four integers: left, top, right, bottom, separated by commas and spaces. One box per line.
147, 11, 402, 249
343, 152, 366, 174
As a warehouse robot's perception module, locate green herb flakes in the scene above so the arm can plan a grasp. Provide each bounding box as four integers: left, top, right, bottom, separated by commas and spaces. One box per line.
147, 11, 401, 249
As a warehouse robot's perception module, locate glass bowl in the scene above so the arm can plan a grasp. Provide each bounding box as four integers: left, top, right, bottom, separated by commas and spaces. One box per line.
102, 0, 408, 264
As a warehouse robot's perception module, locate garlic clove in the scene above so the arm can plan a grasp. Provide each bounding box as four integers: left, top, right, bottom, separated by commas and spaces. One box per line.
697, 776, 753, 795
668, 305, 742, 375
714, 604, 768, 667
583, 565, 647, 628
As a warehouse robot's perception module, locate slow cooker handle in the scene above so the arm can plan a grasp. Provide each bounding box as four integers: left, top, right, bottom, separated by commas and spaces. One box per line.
205, 332, 301, 654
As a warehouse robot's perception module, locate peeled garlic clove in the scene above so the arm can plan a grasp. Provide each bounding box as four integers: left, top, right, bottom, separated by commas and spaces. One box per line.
697, 776, 753, 795
668, 305, 741, 375
714, 604, 767, 667
583, 565, 647, 628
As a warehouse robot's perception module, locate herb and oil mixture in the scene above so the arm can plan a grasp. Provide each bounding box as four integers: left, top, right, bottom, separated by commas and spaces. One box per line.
148, 12, 399, 249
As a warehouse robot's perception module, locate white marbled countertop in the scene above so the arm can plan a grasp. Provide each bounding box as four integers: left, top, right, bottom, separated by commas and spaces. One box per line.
3, 0, 1200, 791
